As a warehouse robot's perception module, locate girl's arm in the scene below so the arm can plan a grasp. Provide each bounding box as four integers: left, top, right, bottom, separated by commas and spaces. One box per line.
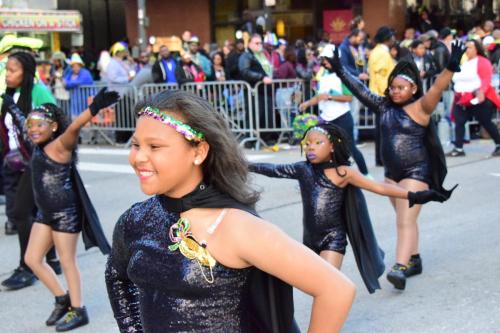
49, 88, 119, 160
419, 40, 466, 115
340, 166, 451, 207
331, 47, 385, 112
105, 210, 143, 332
248, 162, 301, 179
230, 214, 355, 332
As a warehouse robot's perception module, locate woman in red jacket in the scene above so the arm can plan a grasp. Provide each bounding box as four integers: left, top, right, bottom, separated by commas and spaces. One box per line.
448, 39, 500, 157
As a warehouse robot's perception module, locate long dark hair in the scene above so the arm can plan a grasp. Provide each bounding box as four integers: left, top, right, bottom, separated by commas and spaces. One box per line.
468, 39, 487, 58
3, 52, 36, 116
302, 123, 352, 177
135, 90, 259, 206
385, 60, 423, 100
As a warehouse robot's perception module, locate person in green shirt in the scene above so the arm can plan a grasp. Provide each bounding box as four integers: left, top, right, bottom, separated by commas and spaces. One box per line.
0, 51, 60, 291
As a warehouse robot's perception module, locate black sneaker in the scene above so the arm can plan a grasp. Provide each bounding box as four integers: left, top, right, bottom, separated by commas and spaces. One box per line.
387, 263, 407, 290
405, 254, 422, 277
5, 220, 17, 235
55, 306, 89, 332
47, 260, 63, 275
446, 148, 465, 157
492, 146, 500, 157
1, 266, 37, 290
46, 293, 71, 326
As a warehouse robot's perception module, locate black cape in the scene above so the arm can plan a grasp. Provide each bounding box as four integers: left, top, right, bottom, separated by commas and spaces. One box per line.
343, 185, 385, 294
161, 184, 300, 333
72, 165, 111, 255
425, 121, 455, 197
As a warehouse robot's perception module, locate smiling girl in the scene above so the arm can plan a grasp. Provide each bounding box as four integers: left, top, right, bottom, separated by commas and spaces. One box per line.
105, 90, 356, 333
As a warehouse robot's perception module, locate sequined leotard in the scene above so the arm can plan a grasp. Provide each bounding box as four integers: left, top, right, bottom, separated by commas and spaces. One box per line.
105, 196, 254, 333
249, 162, 347, 254
336, 66, 431, 184
31, 146, 81, 233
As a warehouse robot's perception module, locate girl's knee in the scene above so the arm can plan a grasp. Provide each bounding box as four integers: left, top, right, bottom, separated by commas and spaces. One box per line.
24, 252, 43, 270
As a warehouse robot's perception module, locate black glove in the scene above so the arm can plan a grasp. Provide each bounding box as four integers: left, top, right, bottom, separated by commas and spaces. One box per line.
407, 184, 458, 208
446, 40, 466, 72
89, 87, 120, 116
1, 93, 16, 109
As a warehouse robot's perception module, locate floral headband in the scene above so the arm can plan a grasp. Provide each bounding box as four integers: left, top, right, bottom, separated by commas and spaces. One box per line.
137, 106, 205, 142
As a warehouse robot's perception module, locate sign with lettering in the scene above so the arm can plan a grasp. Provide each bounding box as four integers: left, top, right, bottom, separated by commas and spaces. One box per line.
0, 9, 81, 32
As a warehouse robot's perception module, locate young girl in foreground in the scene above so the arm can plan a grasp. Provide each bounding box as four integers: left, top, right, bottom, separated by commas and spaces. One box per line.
3, 88, 118, 331
249, 123, 450, 293
105, 90, 355, 333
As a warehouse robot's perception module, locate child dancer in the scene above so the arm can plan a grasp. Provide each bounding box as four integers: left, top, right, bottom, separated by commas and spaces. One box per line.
2, 87, 118, 331
249, 123, 452, 293
105, 90, 355, 333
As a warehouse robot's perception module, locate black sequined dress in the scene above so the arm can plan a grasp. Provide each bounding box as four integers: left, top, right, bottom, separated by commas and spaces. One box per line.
249, 162, 347, 254
105, 192, 298, 332
32, 146, 81, 233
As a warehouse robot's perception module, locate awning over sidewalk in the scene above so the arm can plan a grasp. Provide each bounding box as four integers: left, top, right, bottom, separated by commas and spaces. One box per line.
0, 9, 81, 32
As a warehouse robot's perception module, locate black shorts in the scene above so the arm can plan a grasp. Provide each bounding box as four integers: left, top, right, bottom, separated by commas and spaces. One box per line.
34, 207, 82, 234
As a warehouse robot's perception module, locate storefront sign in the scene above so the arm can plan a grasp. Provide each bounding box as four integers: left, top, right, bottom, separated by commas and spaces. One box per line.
323, 10, 352, 43
0, 9, 81, 32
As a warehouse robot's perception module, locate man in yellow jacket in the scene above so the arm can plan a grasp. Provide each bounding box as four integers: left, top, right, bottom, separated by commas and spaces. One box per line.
368, 26, 396, 165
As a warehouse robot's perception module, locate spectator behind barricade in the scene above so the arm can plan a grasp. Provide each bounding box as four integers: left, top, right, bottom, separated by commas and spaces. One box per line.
97, 50, 111, 82
64, 53, 94, 119
482, 20, 495, 48
273, 46, 297, 79
400, 27, 416, 49
222, 39, 234, 58
238, 34, 275, 142
296, 48, 317, 81
175, 52, 205, 85
105, 42, 132, 85
272, 38, 287, 70
188, 36, 214, 81
488, 29, 500, 70
340, 29, 369, 81
226, 39, 245, 80
152, 45, 177, 84
447, 39, 500, 158
49, 51, 70, 101
130, 54, 153, 89
212, 52, 227, 81
134, 51, 149, 75
418, 8, 433, 33
433, 28, 453, 73
181, 30, 192, 53
409, 39, 437, 89
369, 26, 396, 166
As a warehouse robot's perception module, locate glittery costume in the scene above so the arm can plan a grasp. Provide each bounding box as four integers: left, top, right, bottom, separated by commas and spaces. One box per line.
32, 146, 81, 233
5, 102, 110, 253
250, 161, 347, 254
105, 184, 298, 333
249, 162, 385, 293
335, 65, 454, 197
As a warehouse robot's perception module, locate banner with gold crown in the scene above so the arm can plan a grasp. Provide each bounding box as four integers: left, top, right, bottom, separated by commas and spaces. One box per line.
323, 10, 352, 44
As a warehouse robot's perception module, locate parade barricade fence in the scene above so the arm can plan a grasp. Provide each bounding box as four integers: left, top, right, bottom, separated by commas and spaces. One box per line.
55, 79, 499, 148
179, 80, 256, 146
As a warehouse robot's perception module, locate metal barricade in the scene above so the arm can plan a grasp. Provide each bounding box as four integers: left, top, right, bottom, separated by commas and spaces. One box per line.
139, 83, 179, 100
254, 79, 306, 147
180, 81, 256, 146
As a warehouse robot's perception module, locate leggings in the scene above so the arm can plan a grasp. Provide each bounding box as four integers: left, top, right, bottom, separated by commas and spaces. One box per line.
454, 99, 500, 149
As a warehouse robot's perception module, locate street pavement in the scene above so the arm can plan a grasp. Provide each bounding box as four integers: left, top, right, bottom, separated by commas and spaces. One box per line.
0, 140, 499, 333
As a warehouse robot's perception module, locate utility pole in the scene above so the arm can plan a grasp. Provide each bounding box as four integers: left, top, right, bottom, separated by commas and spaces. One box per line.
137, 0, 147, 52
